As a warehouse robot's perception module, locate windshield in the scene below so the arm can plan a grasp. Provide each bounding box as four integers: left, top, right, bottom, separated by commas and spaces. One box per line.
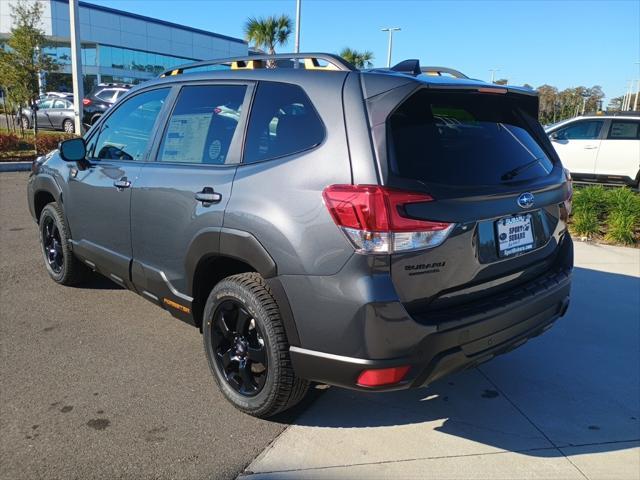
387, 90, 554, 186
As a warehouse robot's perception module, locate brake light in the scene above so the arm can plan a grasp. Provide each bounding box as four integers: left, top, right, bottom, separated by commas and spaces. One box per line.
322, 185, 454, 254
357, 366, 411, 387
82, 98, 91, 106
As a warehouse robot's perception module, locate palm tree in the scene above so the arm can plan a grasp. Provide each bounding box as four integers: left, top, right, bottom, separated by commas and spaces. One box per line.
339, 48, 374, 69
244, 15, 292, 67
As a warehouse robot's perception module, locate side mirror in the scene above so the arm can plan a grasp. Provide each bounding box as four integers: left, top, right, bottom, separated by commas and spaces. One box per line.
59, 137, 86, 162
549, 131, 560, 141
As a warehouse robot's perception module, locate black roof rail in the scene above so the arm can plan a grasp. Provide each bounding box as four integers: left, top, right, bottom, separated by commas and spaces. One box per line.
160, 53, 356, 77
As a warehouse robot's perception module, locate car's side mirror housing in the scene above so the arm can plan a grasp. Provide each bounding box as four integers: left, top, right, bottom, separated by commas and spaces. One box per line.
59, 137, 86, 162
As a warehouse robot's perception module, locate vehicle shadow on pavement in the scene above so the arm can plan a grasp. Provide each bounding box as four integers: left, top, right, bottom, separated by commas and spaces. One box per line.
273, 267, 640, 458
74, 272, 124, 290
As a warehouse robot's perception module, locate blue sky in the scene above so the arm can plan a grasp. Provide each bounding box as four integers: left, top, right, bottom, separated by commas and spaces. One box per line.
90, 0, 640, 103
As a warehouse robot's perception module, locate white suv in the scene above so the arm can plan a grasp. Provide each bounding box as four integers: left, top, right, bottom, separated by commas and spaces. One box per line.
546, 114, 640, 187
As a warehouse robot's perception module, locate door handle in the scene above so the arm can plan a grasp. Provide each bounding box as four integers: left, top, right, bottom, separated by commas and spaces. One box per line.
584, 146, 598, 150
114, 177, 131, 190
195, 187, 222, 205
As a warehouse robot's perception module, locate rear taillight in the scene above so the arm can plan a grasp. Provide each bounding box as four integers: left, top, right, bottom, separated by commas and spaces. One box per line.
322, 184, 454, 254
82, 98, 91, 106
564, 168, 573, 215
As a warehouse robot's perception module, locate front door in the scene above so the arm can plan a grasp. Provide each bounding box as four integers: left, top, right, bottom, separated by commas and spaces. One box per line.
550, 119, 604, 177
35, 99, 53, 128
65, 87, 172, 286
130, 83, 252, 314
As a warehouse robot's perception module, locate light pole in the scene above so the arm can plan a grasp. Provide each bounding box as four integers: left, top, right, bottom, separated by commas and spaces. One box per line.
69, 0, 84, 133
489, 68, 500, 83
381, 27, 401, 68
294, 0, 301, 54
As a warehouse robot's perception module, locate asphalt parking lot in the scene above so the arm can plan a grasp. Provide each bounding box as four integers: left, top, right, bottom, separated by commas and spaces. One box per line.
2, 171, 639, 480
0, 172, 294, 479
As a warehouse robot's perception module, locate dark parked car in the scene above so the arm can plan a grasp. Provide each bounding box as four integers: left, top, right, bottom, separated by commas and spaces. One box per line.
19, 95, 76, 133
28, 53, 573, 418
82, 83, 131, 127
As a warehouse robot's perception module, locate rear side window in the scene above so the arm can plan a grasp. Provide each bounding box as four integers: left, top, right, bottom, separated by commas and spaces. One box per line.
243, 82, 324, 164
95, 89, 117, 102
555, 120, 603, 140
158, 85, 246, 165
608, 120, 640, 139
387, 90, 554, 186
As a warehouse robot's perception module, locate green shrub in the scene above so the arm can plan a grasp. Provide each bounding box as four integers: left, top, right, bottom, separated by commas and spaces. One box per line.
572, 209, 600, 237
606, 210, 637, 245
570, 185, 640, 244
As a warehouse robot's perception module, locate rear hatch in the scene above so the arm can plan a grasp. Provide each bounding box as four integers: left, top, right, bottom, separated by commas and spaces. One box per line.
367, 83, 571, 322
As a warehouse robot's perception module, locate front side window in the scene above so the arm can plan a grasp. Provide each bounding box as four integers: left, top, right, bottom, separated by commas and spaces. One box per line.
608, 120, 640, 140
53, 99, 67, 109
38, 99, 53, 109
158, 85, 246, 165
89, 88, 169, 162
555, 120, 603, 140
243, 82, 324, 164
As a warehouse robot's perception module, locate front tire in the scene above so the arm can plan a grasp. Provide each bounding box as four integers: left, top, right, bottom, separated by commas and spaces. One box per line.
39, 203, 88, 286
203, 273, 309, 418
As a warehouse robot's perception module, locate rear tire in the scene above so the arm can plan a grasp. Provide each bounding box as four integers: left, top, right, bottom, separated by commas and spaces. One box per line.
39, 202, 88, 286
62, 119, 74, 133
203, 272, 309, 418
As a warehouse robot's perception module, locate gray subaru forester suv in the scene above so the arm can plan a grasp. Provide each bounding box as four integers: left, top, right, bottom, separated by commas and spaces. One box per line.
28, 53, 573, 418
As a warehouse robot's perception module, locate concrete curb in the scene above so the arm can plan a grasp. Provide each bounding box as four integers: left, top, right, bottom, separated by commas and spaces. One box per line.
0, 162, 32, 172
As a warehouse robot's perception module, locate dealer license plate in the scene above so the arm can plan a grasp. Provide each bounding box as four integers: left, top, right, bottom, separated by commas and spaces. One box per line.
496, 214, 534, 257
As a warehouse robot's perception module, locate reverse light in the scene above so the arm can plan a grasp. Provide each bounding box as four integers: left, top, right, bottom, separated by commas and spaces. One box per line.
322, 185, 454, 254
82, 98, 92, 106
357, 366, 411, 387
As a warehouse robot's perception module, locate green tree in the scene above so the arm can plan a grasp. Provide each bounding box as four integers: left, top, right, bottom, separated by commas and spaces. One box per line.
339, 47, 374, 69
244, 15, 292, 67
0, 0, 58, 136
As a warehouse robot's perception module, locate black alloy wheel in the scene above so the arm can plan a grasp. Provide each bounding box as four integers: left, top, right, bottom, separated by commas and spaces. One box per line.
211, 299, 268, 396
41, 215, 63, 274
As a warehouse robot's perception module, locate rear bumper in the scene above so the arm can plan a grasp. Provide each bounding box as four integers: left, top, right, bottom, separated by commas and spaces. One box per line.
288, 236, 573, 391
291, 276, 570, 390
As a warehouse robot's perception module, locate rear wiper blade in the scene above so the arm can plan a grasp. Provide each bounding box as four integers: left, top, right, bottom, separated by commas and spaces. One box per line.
500, 159, 541, 181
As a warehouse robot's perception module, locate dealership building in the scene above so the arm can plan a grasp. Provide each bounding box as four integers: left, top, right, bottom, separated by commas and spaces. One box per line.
0, 0, 248, 91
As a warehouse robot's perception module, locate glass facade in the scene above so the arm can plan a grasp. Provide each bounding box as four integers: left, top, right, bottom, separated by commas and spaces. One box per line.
42, 42, 195, 76
43, 43, 97, 67
98, 45, 195, 75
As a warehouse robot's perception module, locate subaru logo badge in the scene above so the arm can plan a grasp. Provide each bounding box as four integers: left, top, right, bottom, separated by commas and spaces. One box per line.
517, 192, 535, 209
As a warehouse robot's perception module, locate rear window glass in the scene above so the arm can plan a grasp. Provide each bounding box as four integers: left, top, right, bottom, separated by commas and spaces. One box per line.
387, 90, 554, 186
243, 82, 324, 164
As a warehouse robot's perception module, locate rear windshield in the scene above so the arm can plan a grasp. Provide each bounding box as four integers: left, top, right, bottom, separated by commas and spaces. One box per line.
387, 90, 554, 186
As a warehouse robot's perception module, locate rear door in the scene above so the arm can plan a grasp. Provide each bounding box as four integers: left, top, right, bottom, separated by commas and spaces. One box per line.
549, 119, 604, 177
130, 82, 253, 312
377, 87, 570, 314
595, 119, 640, 180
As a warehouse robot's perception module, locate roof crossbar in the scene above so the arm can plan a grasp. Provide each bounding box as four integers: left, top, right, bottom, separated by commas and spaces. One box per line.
160, 53, 356, 77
